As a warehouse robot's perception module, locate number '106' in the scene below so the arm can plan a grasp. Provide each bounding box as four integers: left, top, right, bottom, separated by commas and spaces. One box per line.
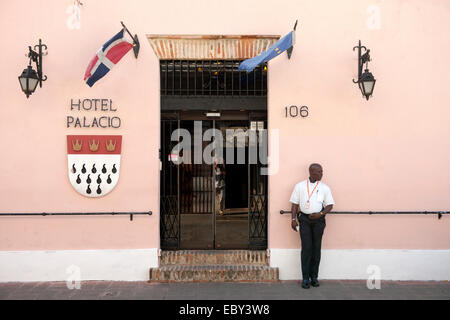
285, 105, 309, 118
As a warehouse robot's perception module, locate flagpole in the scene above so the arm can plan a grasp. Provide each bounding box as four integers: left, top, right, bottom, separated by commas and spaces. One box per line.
120, 21, 135, 42
287, 19, 298, 59
120, 21, 140, 59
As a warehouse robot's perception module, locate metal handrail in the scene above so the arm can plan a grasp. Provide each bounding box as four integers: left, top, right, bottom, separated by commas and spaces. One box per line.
280, 210, 449, 220
0, 211, 152, 221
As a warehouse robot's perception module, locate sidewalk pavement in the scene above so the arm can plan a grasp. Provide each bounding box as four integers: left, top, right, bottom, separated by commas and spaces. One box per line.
0, 280, 448, 300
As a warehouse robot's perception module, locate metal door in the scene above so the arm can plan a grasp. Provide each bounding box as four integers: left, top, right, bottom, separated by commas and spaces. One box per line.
160, 114, 180, 249
248, 115, 268, 249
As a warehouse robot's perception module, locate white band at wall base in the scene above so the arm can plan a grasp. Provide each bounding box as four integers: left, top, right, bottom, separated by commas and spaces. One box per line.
0, 249, 158, 282
270, 249, 450, 281
1, 248, 449, 282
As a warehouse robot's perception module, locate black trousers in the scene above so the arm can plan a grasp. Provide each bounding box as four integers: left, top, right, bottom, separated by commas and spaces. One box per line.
298, 213, 326, 280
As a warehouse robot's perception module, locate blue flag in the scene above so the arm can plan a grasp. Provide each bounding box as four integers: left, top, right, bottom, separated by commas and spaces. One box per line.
238, 31, 295, 72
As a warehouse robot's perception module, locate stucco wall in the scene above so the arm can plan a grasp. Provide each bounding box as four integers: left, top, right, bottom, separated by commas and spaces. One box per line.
266, 0, 450, 249
0, 0, 449, 254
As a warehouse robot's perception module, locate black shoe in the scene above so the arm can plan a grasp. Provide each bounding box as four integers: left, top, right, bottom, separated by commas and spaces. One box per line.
301, 280, 310, 289
311, 278, 320, 287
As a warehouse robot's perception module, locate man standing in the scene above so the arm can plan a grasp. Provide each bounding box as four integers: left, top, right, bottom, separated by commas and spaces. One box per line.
290, 163, 334, 289
214, 157, 226, 216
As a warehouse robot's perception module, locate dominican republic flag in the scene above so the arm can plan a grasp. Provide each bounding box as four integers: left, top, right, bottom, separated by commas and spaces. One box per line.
238, 31, 295, 73
84, 29, 133, 87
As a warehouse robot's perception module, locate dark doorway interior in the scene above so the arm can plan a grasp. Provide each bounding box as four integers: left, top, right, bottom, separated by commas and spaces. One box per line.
214, 119, 249, 249
224, 160, 247, 209
159, 59, 269, 251
160, 112, 268, 250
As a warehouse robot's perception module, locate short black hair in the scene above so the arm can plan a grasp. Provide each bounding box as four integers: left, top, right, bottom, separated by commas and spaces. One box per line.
309, 163, 322, 171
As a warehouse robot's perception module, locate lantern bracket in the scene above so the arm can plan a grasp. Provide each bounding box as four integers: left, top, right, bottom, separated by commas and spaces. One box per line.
27, 39, 48, 87
352, 40, 371, 84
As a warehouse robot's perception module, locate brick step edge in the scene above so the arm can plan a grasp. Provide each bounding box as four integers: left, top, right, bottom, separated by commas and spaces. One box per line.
149, 265, 279, 282
160, 250, 269, 266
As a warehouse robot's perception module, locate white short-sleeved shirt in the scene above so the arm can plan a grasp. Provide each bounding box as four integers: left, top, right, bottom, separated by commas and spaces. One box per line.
289, 179, 335, 214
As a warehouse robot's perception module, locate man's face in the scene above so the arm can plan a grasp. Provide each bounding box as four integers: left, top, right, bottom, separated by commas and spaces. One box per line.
309, 165, 323, 181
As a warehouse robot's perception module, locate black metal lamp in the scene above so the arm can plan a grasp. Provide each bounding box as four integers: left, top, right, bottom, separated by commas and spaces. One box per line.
18, 39, 47, 98
353, 40, 376, 100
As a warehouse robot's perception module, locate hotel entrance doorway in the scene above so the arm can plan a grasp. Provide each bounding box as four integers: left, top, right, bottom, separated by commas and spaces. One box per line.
160, 111, 267, 250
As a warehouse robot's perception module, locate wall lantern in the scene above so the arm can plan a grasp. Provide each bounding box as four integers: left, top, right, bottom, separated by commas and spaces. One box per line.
353, 40, 376, 100
18, 39, 47, 98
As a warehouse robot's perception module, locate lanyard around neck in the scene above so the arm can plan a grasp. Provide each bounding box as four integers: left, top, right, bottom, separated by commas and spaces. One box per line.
307, 180, 319, 201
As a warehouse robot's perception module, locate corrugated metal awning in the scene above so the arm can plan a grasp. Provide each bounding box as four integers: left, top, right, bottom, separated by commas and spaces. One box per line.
147, 35, 280, 60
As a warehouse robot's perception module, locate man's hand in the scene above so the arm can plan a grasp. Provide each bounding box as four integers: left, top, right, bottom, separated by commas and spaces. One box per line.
291, 203, 299, 231
308, 205, 333, 220
291, 219, 298, 231
308, 213, 322, 220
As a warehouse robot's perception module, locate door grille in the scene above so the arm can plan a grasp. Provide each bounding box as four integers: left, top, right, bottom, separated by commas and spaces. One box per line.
180, 164, 213, 214
160, 60, 267, 96
160, 119, 179, 249
249, 194, 267, 249
248, 118, 268, 249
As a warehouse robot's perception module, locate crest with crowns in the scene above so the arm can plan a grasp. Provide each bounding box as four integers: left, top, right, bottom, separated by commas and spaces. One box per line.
67, 135, 122, 197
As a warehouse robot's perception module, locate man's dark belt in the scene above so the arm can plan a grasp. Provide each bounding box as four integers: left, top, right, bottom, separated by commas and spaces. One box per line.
299, 212, 310, 217
298, 204, 324, 216
298, 211, 323, 217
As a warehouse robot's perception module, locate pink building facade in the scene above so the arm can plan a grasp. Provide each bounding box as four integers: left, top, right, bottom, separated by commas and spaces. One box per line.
0, 0, 449, 282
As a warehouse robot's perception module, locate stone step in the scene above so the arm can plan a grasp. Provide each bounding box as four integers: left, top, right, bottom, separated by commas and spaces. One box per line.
160, 250, 269, 266
149, 265, 279, 282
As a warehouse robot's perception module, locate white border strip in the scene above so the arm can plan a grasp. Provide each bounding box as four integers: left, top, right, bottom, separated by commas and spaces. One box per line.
0, 249, 158, 282
270, 249, 450, 281
1, 249, 448, 282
